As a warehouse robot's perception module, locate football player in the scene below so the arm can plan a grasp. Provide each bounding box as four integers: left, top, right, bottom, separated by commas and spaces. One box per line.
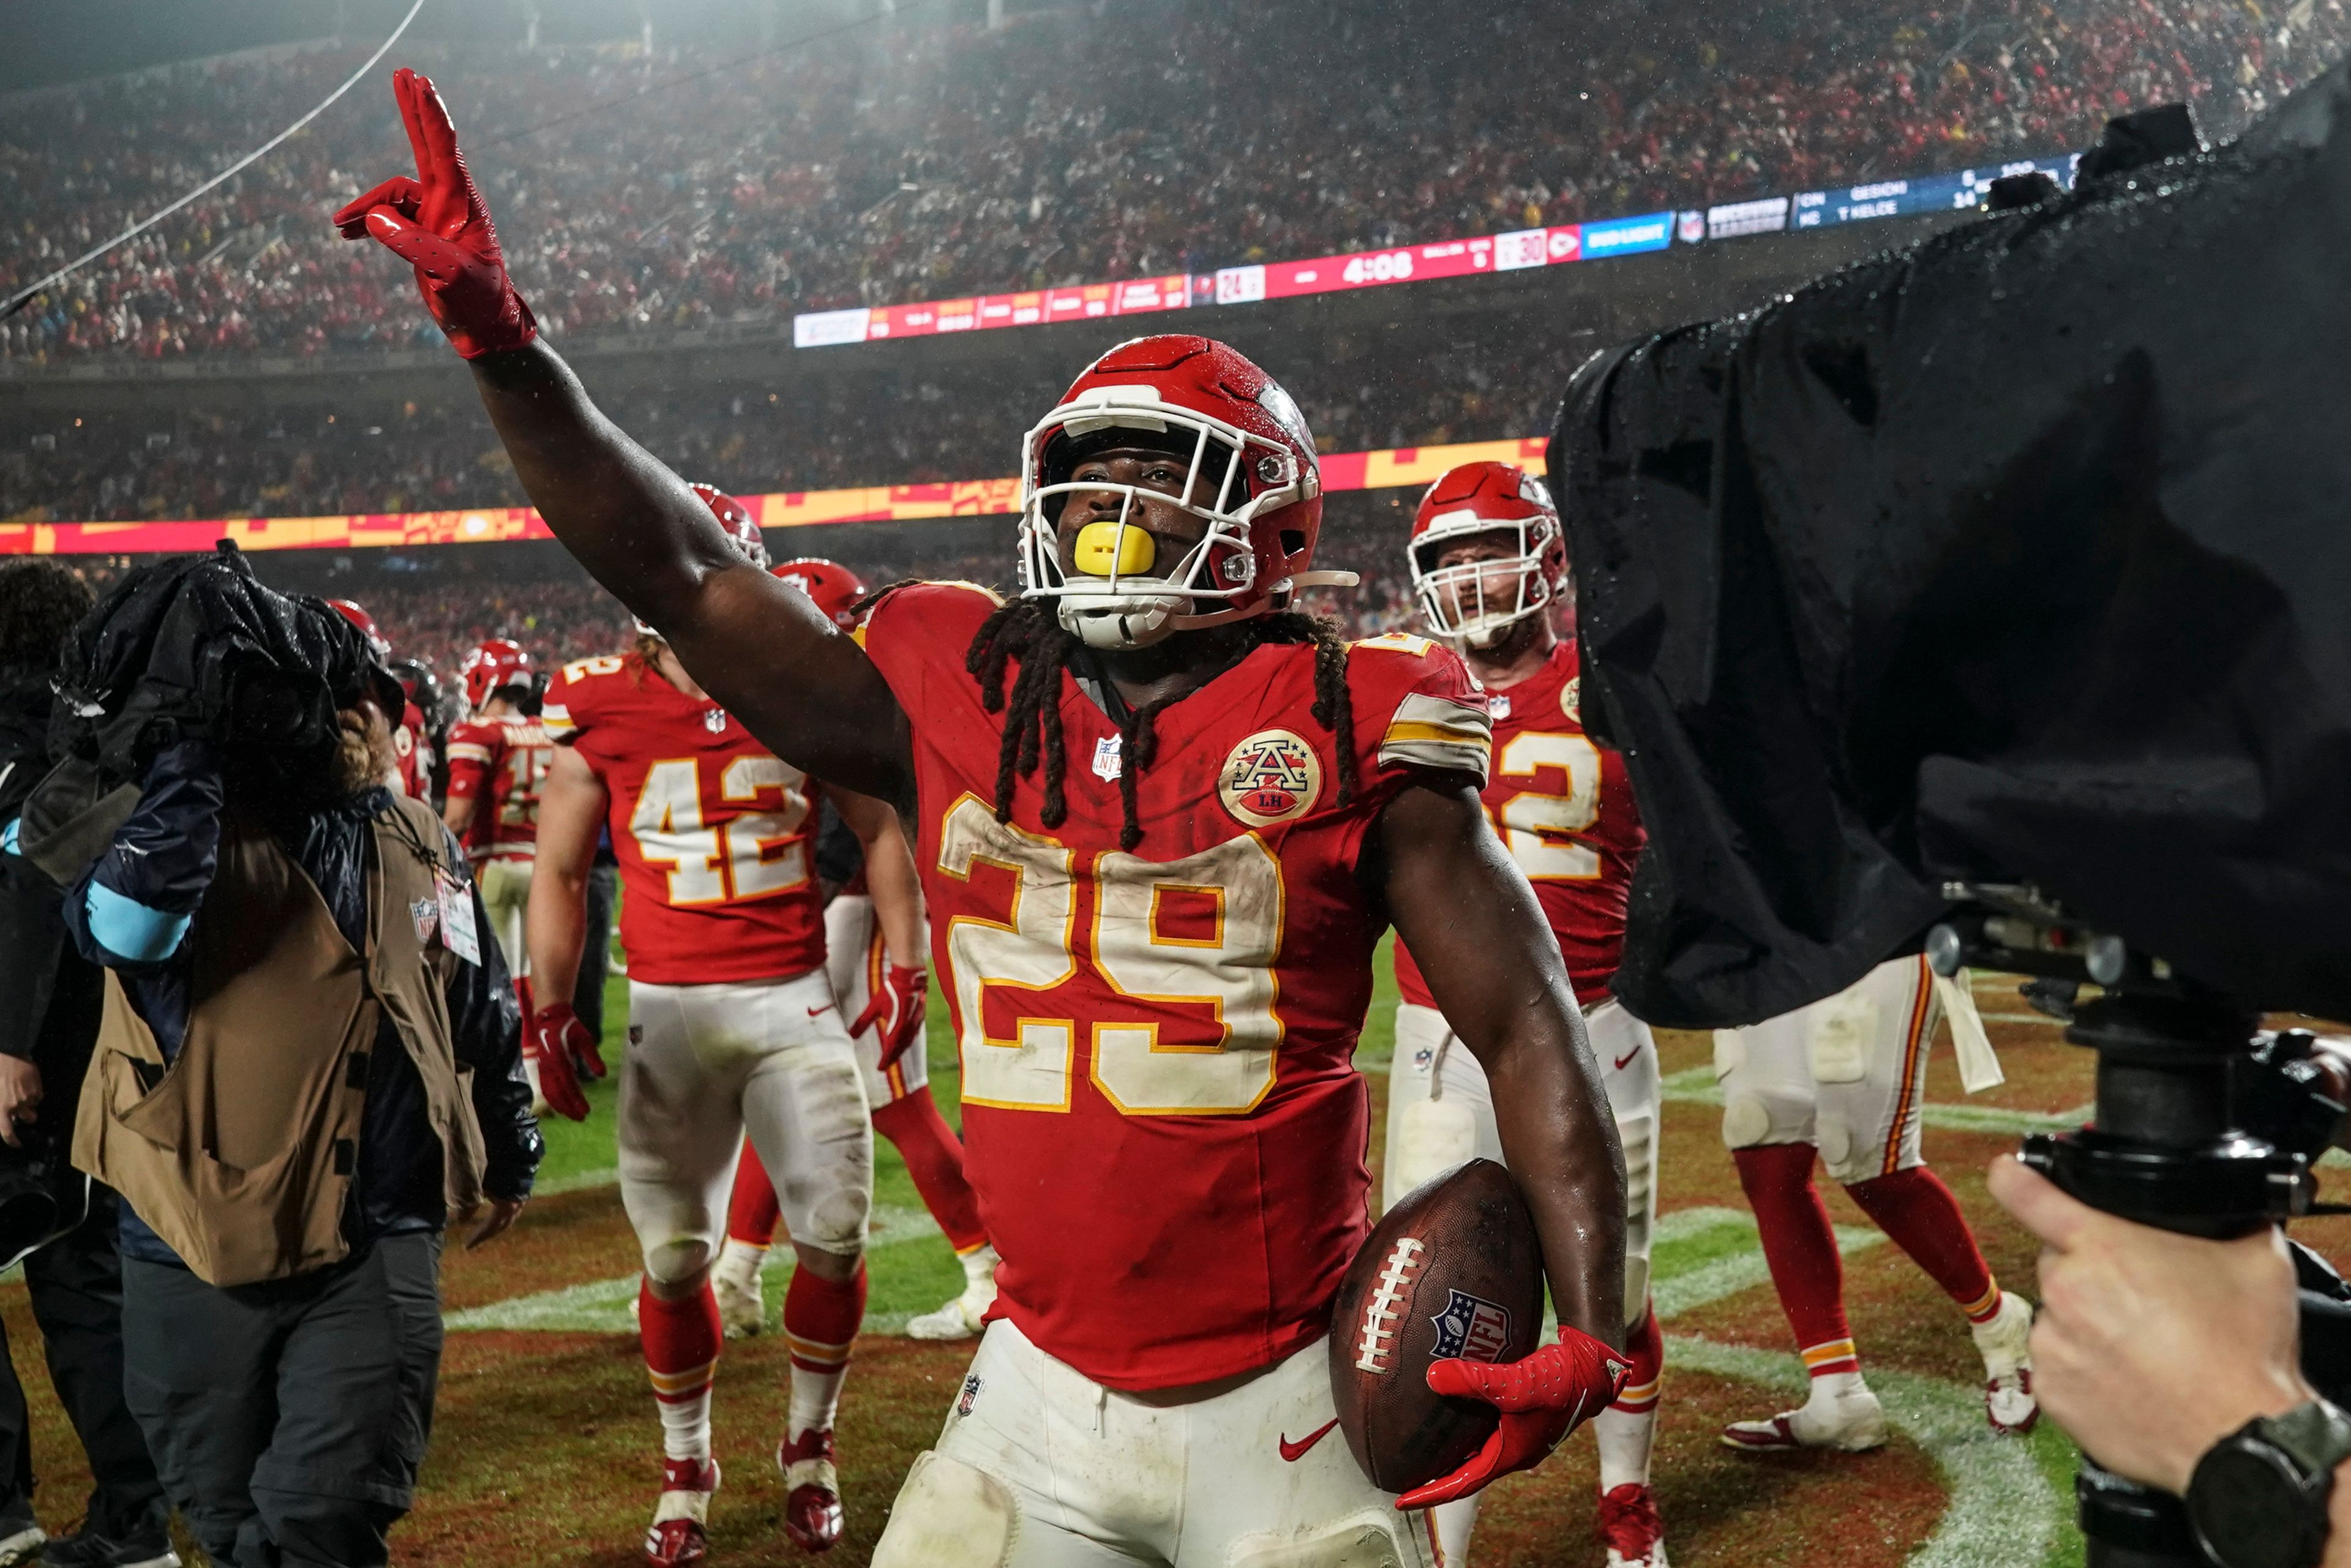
713, 559, 1001, 1347
442, 636, 551, 975
1390, 462, 1667, 1568
342, 75, 1632, 1568
527, 509, 901, 1562
1714, 958, 2038, 1450
326, 598, 434, 798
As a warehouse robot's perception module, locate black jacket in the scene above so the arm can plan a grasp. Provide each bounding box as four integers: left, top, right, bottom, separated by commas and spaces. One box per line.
0, 670, 102, 1101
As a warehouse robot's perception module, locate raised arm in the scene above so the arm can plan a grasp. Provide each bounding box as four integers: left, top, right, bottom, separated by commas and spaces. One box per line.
1373, 778, 1630, 1509
332, 69, 912, 803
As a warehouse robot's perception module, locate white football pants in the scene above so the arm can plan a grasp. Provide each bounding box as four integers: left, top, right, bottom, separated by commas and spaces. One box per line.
871, 1318, 1438, 1568
620, 969, 874, 1283
823, 893, 931, 1108
1712, 954, 1942, 1185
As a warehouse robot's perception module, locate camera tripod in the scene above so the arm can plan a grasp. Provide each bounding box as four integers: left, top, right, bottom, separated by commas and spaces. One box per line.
1927, 884, 2334, 1568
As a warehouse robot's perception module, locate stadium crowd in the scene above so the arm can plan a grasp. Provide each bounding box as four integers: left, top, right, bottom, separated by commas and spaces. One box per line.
2, 324, 1566, 525
4, 0, 2343, 365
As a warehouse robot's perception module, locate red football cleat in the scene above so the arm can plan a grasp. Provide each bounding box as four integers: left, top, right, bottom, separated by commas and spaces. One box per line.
644, 1456, 718, 1567
1598, 1481, 1671, 1567
777, 1428, 844, 1553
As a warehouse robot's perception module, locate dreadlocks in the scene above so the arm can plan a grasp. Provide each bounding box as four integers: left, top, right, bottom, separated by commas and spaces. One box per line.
964, 598, 1358, 851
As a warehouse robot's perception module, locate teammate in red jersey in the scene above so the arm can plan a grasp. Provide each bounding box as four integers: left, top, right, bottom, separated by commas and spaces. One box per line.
326, 598, 434, 798
443, 637, 552, 970
528, 508, 907, 1561
342, 77, 1629, 1566
713, 560, 1001, 1348
1389, 462, 1667, 1568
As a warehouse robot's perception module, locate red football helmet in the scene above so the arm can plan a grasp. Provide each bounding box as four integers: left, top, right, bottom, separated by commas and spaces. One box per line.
692, 482, 768, 569
771, 558, 869, 631
325, 598, 392, 664
1406, 461, 1568, 647
637, 483, 770, 637
1016, 334, 1351, 648
460, 637, 534, 710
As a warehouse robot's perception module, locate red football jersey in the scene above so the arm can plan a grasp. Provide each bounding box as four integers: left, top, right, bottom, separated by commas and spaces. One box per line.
860, 583, 1493, 1390
444, 713, 553, 863
392, 699, 433, 800
542, 653, 827, 986
1394, 639, 1644, 1007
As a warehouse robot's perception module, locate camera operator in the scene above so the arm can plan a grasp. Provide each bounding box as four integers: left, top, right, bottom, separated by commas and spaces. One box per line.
59, 590, 541, 1568
0, 561, 172, 1568
1992, 1150, 2351, 1568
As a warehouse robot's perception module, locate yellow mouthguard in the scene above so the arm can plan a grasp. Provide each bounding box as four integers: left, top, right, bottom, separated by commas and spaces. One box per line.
1071, 520, 1158, 578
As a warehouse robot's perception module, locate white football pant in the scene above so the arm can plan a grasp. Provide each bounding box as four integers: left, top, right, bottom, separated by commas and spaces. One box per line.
475, 855, 533, 978
620, 970, 874, 1284
870, 1318, 1438, 1568
1383, 997, 1659, 1322
1712, 955, 1943, 1185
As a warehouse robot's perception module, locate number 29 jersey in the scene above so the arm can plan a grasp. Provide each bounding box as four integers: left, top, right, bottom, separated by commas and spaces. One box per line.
1393, 639, 1644, 1007
860, 583, 1494, 1392
541, 653, 826, 986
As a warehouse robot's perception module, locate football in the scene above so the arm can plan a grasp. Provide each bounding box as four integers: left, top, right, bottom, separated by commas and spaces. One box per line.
1329, 1158, 1545, 1493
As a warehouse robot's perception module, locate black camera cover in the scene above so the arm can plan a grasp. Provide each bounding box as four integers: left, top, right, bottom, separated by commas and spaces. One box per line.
1553, 68, 2351, 1028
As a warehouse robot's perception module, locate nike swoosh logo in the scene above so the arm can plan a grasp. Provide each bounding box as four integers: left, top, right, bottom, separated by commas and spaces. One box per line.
1280, 1417, 1341, 1463
1612, 1048, 1642, 1072
808, 1004, 834, 1018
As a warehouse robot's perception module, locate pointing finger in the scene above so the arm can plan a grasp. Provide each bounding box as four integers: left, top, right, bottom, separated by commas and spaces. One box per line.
393, 67, 432, 181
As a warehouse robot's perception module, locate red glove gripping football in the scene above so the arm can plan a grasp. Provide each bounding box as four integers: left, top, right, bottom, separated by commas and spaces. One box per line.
332, 67, 536, 359
850, 961, 930, 1073
1395, 1323, 1631, 1510
528, 1001, 598, 1123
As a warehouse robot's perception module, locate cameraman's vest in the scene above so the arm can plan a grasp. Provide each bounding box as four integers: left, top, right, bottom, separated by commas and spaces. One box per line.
72, 793, 489, 1286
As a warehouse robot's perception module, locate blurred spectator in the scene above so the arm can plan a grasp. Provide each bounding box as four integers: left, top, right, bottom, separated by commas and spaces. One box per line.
2, 0, 2342, 365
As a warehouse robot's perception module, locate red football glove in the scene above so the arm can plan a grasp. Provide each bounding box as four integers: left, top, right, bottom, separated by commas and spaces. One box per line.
527, 1001, 597, 1123
332, 67, 536, 359
1395, 1324, 1631, 1510
849, 961, 929, 1073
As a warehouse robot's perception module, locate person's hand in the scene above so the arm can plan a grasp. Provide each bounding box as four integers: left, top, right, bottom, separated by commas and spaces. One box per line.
1395, 1324, 1630, 1509
528, 1003, 593, 1123
463, 1196, 527, 1250
534, 999, 606, 1081
850, 961, 929, 1073
332, 67, 536, 359
0, 1057, 42, 1149
1989, 1154, 2312, 1493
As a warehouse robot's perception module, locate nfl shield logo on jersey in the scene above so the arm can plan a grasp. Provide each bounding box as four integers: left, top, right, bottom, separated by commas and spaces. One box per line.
1218, 728, 1323, 828
703, 707, 727, 733
1429, 1289, 1514, 1364
1488, 692, 1512, 721
1092, 734, 1123, 781
956, 1375, 983, 1418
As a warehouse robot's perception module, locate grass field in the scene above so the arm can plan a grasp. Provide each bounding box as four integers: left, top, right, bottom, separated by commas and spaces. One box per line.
7, 947, 2349, 1567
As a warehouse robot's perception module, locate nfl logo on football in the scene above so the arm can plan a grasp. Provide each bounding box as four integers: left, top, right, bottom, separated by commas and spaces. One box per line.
1430, 1289, 1513, 1364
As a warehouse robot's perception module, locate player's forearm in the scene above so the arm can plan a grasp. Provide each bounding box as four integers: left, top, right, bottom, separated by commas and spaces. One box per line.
441, 795, 477, 839
468, 340, 735, 633
1488, 1020, 1629, 1349
843, 798, 928, 966
523, 863, 590, 1007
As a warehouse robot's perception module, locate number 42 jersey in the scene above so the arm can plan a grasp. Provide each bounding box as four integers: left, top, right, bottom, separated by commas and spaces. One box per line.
860, 583, 1493, 1392
542, 653, 827, 986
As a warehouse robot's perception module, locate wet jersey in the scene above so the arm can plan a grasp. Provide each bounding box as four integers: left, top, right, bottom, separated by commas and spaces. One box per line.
859, 583, 1493, 1391
542, 653, 826, 986
443, 713, 552, 863
1394, 639, 1644, 1007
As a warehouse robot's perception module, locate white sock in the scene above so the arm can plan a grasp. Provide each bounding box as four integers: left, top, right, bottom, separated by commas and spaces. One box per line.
716, 1237, 768, 1279
656, 1384, 713, 1463
1594, 1405, 1658, 1492
960, 1244, 1000, 1294
1433, 1496, 1478, 1564
1805, 1368, 1870, 1408
787, 1362, 847, 1442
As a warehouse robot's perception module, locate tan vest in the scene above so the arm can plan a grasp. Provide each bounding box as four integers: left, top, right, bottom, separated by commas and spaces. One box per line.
73, 792, 489, 1286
